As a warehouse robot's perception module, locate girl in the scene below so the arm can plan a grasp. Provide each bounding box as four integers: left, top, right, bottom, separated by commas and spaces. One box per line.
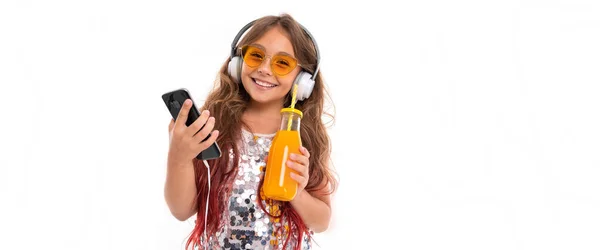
164, 13, 337, 250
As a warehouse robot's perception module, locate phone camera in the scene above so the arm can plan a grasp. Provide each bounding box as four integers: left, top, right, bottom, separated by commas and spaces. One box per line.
170, 101, 181, 109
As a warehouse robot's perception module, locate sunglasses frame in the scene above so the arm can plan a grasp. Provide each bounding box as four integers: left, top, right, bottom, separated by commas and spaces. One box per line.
239, 45, 304, 76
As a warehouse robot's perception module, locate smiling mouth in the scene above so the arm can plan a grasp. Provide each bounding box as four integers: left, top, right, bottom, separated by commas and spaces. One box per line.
253, 78, 277, 88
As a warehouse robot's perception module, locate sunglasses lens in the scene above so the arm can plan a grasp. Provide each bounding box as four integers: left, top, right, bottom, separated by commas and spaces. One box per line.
242, 46, 264, 68
272, 55, 297, 76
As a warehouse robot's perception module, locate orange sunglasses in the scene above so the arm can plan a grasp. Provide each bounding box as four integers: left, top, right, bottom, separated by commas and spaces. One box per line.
241, 45, 302, 76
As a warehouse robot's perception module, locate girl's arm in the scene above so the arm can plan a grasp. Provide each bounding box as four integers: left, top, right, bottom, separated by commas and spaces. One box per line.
164, 160, 198, 221
289, 181, 332, 233
164, 103, 217, 221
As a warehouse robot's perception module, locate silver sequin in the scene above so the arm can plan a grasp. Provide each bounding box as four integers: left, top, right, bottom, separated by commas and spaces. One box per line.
201, 129, 313, 250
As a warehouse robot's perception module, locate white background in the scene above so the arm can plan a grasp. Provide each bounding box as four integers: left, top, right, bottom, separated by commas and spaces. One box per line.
1, 0, 599, 249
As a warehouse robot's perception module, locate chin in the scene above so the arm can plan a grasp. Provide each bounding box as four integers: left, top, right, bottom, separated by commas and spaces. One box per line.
248, 94, 284, 106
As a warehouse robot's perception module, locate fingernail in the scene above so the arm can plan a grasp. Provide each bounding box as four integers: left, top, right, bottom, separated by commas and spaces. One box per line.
185, 99, 191, 105
289, 154, 296, 159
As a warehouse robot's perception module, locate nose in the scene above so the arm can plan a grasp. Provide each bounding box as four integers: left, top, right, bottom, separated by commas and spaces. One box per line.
257, 56, 273, 76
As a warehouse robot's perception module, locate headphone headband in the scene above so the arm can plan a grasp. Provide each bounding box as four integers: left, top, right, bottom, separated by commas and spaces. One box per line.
229, 19, 321, 81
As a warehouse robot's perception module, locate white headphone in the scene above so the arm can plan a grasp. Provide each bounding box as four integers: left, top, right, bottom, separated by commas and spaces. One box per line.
227, 19, 321, 101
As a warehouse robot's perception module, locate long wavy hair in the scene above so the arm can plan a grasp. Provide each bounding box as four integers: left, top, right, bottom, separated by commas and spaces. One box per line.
185, 13, 338, 250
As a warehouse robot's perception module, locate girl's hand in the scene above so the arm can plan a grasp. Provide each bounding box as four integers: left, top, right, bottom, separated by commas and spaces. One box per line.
287, 147, 311, 193
167, 99, 219, 167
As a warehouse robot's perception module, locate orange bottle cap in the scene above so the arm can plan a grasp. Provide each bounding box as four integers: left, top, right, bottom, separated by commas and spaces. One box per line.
280, 108, 303, 118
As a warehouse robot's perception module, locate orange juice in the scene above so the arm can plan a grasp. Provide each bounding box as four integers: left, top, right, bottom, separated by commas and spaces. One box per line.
263, 130, 301, 201
263, 107, 303, 201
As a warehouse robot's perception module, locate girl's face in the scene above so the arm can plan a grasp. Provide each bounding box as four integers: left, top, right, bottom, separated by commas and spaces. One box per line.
240, 26, 301, 107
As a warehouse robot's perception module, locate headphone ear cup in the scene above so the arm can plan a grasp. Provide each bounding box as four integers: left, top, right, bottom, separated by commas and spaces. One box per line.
293, 71, 315, 101
227, 56, 243, 84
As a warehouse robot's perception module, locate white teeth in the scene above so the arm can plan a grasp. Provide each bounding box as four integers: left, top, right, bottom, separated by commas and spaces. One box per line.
254, 79, 276, 88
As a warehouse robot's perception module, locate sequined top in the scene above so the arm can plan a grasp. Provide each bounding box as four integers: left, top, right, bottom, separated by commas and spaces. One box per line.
202, 129, 312, 250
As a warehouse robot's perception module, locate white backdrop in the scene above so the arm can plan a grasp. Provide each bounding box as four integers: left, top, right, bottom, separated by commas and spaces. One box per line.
1, 0, 599, 249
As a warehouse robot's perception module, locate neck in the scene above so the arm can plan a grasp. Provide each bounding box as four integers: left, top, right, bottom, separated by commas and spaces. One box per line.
243, 100, 284, 134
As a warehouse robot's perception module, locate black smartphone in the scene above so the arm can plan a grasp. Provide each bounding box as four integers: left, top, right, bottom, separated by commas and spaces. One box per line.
162, 88, 222, 160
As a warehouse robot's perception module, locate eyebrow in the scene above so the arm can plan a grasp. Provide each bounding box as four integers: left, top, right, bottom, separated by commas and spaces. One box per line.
250, 43, 295, 58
